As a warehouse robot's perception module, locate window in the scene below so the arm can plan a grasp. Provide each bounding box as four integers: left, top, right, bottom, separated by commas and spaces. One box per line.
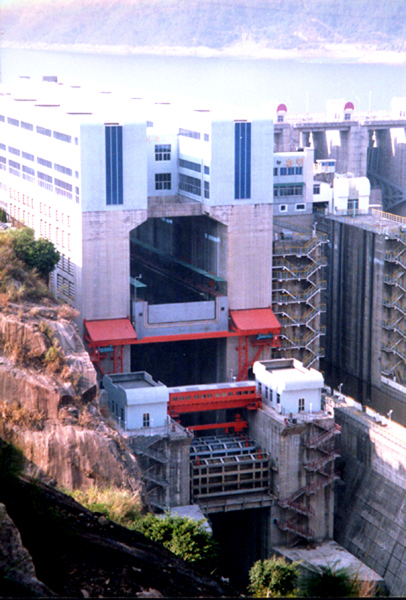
344, 113, 351, 120
348, 198, 358, 210
274, 167, 278, 176
147, 121, 153, 128
179, 173, 201, 196
276, 393, 280, 405
313, 184, 320, 195
53, 131, 71, 143
235, 121, 251, 200
287, 167, 294, 175
54, 163, 72, 176
179, 158, 201, 172
280, 167, 287, 175
8, 147, 20, 156
37, 171, 52, 183
21, 121, 33, 131
105, 125, 123, 205
204, 181, 210, 199
179, 128, 200, 140
204, 133, 210, 142
55, 178, 72, 192
7, 117, 19, 127
22, 165, 34, 176
155, 144, 171, 161
265, 387, 268, 399
204, 165, 210, 175
277, 114, 284, 122
75, 137, 79, 145
57, 273, 74, 300
279, 205, 287, 213
22, 151, 34, 161
0, 143, 5, 151
36, 126, 51, 137
155, 173, 171, 190
0, 115, 4, 122
278, 185, 303, 197
258, 382, 262, 394
298, 398, 305, 412
295, 203, 306, 211
37, 157, 52, 168
143, 413, 150, 427
295, 166, 303, 175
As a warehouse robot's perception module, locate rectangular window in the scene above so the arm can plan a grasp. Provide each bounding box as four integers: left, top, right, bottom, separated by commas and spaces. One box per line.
274, 167, 278, 176
313, 184, 320, 195
287, 167, 294, 175
234, 121, 251, 200
277, 114, 284, 122
143, 413, 150, 428
179, 158, 201, 172
295, 166, 303, 175
7, 117, 19, 127
38, 171, 52, 183
147, 120, 153, 128
273, 186, 278, 197
280, 167, 287, 175
0, 115, 4, 122
22, 151, 34, 161
204, 181, 210, 199
276, 393, 280, 405
265, 387, 268, 399
179, 128, 201, 140
179, 173, 201, 196
295, 203, 306, 211
204, 133, 210, 142
57, 273, 74, 300
0, 143, 5, 151
53, 131, 71, 143
21, 121, 33, 131
270, 389, 273, 403
8, 147, 20, 156
22, 165, 35, 176
105, 125, 123, 205
204, 165, 210, 175
258, 382, 262, 394
155, 144, 171, 161
348, 198, 359, 210
54, 163, 72, 176
54, 178, 72, 192
37, 157, 52, 169
36, 126, 51, 137
155, 173, 171, 190
9, 160, 20, 170
298, 398, 305, 412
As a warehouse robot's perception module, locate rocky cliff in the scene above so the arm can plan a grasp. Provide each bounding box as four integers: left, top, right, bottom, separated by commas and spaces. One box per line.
0, 300, 146, 500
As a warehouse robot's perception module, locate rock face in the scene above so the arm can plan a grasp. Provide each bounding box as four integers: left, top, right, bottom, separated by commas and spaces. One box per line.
0, 475, 237, 598
0, 303, 146, 501
0, 502, 55, 597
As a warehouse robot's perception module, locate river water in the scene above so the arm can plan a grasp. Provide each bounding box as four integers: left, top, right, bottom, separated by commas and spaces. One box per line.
2, 47, 406, 113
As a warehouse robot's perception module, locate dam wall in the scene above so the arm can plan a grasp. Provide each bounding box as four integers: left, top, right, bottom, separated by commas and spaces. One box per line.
333, 400, 406, 596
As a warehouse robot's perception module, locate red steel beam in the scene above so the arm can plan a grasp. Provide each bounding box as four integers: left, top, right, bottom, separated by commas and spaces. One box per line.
187, 420, 248, 433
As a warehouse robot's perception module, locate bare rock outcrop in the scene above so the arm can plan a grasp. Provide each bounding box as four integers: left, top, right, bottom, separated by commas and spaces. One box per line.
0, 303, 146, 504
0, 502, 55, 596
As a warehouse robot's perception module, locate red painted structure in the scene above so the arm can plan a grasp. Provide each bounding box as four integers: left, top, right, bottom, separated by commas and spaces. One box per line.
84, 307, 281, 378
168, 381, 261, 433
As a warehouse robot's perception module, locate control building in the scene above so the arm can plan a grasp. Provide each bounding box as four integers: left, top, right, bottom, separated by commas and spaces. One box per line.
0, 79, 280, 384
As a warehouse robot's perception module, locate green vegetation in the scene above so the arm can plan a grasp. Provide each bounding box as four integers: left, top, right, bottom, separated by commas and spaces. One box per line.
69, 487, 218, 571
301, 563, 377, 598
248, 556, 300, 597
2, 0, 406, 53
10, 228, 60, 283
0, 208, 7, 223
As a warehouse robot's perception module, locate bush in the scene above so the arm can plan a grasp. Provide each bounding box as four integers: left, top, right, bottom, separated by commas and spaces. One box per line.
138, 512, 218, 571
70, 486, 144, 529
248, 556, 300, 597
301, 563, 377, 597
10, 228, 60, 281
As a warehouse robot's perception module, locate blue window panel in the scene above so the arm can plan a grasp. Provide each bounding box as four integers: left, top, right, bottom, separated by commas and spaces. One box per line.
105, 125, 123, 205
234, 122, 251, 199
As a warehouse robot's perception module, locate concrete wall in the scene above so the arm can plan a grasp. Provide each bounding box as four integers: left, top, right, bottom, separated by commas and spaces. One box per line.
80, 209, 147, 325
319, 217, 384, 389
334, 405, 406, 596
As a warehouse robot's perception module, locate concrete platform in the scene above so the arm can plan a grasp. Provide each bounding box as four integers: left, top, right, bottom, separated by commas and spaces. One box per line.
275, 540, 385, 591
169, 505, 212, 534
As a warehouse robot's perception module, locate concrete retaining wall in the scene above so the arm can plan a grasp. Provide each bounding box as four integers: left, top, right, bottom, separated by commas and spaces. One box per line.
335, 406, 406, 596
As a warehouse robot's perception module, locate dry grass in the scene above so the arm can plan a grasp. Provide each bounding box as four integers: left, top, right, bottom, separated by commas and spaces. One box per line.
58, 304, 79, 321
0, 400, 46, 430
69, 486, 144, 528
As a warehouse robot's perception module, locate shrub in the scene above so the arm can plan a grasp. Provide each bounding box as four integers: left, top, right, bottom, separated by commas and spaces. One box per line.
248, 556, 300, 597
10, 228, 60, 282
69, 486, 143, 529
301, 563, 377, 598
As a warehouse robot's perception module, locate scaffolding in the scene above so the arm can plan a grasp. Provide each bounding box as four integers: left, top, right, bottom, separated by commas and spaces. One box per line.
277, 421, 341, 546
272, 218, 327, 369
382, 226, 406, 384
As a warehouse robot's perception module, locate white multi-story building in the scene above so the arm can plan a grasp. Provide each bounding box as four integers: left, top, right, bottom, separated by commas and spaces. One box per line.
0, 79, 279, 382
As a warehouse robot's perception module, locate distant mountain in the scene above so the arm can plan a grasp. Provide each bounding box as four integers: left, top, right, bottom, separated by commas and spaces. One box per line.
1, 0, 406, 54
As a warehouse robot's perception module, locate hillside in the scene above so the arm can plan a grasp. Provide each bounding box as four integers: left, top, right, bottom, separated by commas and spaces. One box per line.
1, 0, 406, 57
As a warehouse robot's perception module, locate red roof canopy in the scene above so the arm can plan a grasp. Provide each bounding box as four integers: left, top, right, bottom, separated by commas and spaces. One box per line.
230, 308, 281, 334
277, 103, 287, 112
344, 101, 354, 111
84, 318, 137, 347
